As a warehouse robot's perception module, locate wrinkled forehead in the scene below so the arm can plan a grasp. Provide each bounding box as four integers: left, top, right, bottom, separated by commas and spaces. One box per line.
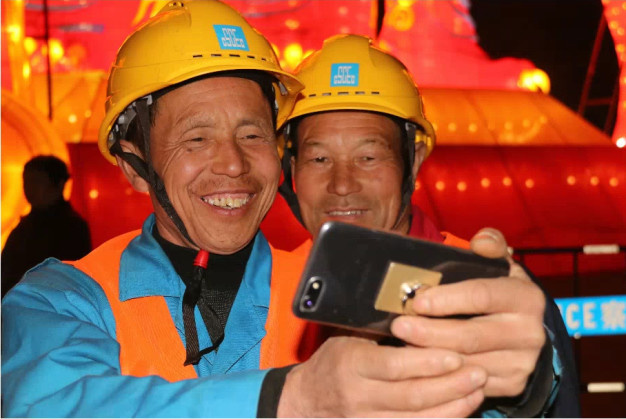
295, 110, 403, 150
153, 77, 274, 127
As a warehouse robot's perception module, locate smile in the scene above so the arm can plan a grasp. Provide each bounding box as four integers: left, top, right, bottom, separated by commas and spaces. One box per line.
201, 194, 252, 210
327, 209, 366, 216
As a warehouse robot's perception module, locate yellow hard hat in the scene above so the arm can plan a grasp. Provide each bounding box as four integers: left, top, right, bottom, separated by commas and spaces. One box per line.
286, 34, 435, 156
98, 0, 303, 164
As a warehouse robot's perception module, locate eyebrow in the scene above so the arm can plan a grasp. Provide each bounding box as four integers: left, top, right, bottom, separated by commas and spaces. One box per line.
236, 117, 272, 130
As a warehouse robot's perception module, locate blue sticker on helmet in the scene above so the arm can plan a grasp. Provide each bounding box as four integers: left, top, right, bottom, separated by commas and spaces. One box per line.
214, 25, 249, 51
330, 63, 359, 87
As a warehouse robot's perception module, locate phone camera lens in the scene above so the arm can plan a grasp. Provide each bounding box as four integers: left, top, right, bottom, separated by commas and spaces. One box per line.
300, 277, 324, 312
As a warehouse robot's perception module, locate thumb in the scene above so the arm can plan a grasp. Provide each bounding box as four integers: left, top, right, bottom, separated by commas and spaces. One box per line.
469, 227, 511, 260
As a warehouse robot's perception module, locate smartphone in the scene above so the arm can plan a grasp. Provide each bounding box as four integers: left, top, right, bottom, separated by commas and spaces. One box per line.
292, 221, 510, 336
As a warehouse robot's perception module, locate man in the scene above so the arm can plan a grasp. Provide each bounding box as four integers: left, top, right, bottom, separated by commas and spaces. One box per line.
2, 2, 502, 418
1, 155, 91, 296
278, 34, 579, 417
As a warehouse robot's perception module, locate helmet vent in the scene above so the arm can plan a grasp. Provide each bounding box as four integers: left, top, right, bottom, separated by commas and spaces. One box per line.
261, 57, 268, 61
229, 54, 240, 57
308, 94, 317, 97
337, 92, 349, 95
372, 91, 380, 95
247, 55, 255, 59
193, 54, 203, 58
211, 53, 222, 57
321, 92, 331, 96
355, 91, 365, 95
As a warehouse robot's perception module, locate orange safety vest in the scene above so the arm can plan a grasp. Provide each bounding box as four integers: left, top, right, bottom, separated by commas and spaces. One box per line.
68, 229, 468, 382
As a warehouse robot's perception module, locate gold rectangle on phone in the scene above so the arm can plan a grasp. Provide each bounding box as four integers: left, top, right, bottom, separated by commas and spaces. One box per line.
374, 262, 442, 314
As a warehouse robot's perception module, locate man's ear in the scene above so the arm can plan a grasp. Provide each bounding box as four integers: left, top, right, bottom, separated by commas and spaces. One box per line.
412, 142, 428, 180
115, 140, 150, 193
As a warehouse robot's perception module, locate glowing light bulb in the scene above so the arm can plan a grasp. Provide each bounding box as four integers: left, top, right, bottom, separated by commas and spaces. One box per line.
480, 178, 490, 188
283, 43, 303, 69
89, 189, 99, 199
457, 181, 467, 191
435, 181, 445, 191
24, 37, 37, 55
616, 137, 626, 148
48, 38, 65, 63
590, 176, 600, 186
502, 177, 512, 187
567, 176, 576, 186
609, 177, 619, 187
517, 68, 551, 94
525, 179, 535, 189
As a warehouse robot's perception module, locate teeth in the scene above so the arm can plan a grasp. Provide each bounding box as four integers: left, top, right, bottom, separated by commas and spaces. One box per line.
203, 195, 250, 209
328, 210, 364, 216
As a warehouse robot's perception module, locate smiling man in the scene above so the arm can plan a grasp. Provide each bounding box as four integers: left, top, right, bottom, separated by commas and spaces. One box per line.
1, 2, 505, 418
278, 34, 580, 417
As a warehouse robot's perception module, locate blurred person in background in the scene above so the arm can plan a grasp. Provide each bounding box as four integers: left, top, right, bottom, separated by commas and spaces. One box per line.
1, 155, 91, 296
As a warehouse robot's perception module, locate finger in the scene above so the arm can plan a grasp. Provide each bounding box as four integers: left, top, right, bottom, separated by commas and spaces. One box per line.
391, 315, 546, 354
470, 227, 511, 260
465, 350, 539, 397
355, 344, 464, 381
409, 276, 545, 317
367, 365, 487, 413
373, 388, 485, 418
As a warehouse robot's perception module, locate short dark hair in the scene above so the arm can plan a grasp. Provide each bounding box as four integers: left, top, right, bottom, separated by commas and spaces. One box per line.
125, 70, 277, 157
23, 155, 70, 186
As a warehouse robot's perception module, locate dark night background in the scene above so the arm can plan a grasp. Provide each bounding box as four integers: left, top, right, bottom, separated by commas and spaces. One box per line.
471, 0, 619, 134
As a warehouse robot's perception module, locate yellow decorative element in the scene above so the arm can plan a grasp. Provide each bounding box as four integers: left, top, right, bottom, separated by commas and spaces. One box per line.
23, 37, 37, 55
132, 0, 170, 26
285, 19, 300, 30
284, 43, 303, 70
518, 68, 551, 94
4, 0, 32, 99
22, 62, 30, 79
386, 4, 415, 32
48, 38, 65, 64
398, 0, 415, 7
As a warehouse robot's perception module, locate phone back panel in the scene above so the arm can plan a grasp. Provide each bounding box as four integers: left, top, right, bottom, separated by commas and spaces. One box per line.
292, 222, 510, 335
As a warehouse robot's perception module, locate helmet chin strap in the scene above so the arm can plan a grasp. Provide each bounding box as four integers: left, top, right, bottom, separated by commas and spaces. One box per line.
111, 98, 198, 248
392, 122, 418, 231
110, 98, 211, 366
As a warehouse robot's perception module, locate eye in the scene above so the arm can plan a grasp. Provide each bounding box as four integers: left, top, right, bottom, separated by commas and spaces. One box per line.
189, 137, 204, 143
312, 156, 328, 163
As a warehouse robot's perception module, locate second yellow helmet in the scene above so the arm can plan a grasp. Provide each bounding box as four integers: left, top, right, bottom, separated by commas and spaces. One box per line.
286, 34, 435, 156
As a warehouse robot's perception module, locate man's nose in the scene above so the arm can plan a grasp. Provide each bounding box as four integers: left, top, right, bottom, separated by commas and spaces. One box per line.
327, 162, 361, 196
211, 140, 249, 177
